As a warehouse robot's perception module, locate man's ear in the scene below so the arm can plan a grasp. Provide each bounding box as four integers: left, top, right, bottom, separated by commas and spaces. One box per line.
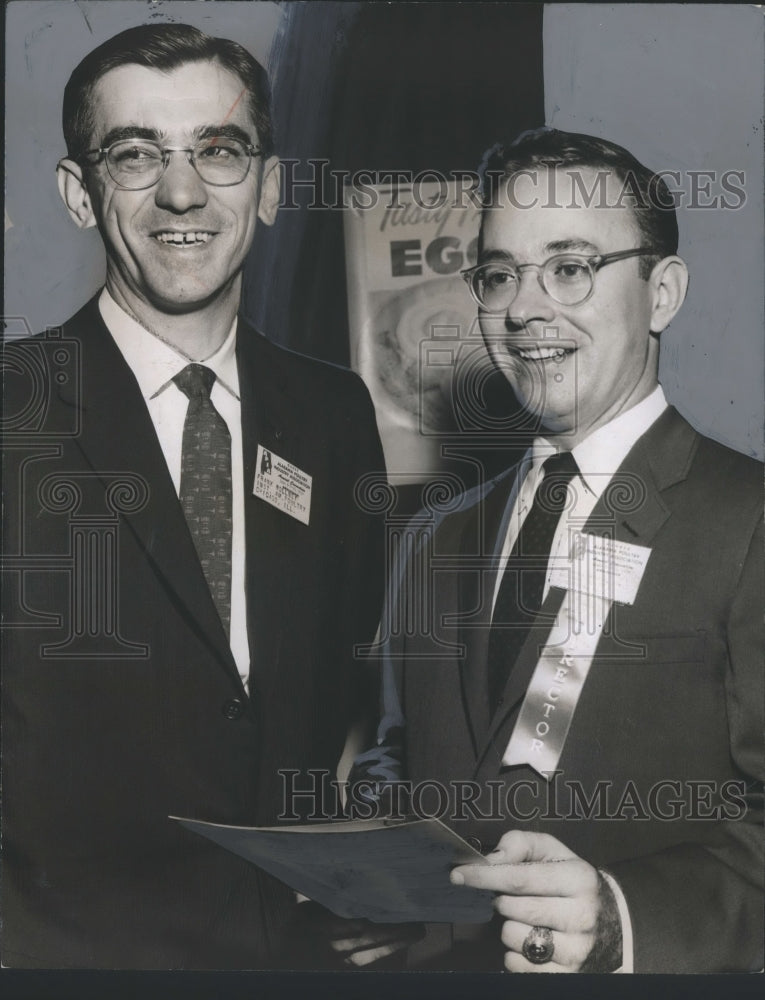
56, 158, 97, 229
257, 155, 280, 227
648, 256, 689, 333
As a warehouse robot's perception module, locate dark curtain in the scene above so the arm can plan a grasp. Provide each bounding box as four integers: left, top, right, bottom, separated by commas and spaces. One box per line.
243, 2, 545, 367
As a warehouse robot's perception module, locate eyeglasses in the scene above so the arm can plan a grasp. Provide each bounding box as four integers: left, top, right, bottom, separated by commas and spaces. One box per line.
80, 137, 262, 190
461, 248, 657, 311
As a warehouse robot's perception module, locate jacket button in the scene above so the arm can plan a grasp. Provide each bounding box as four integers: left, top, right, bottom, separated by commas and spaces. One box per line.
222, 698, 244, 720
466, 836, 482, 853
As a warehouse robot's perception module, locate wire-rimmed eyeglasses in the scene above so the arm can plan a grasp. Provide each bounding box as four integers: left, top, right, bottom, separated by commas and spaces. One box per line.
78, 136, 262, 190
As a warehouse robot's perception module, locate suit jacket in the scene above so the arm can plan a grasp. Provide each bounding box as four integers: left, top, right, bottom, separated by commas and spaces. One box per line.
1, 296, 385, 969
362, 407, 763, 972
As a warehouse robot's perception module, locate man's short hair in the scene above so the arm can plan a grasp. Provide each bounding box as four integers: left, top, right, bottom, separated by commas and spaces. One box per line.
481, 128, 678, 279
63, 22, 274, 161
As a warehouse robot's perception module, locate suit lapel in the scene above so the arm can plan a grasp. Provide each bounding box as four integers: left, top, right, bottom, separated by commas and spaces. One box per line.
478, 587, 568, 768
618, 407, 698, 541
475, 407, 700, 768
237, 323, 305, 696
238, 326, 304, 502
62, 300, 237, 677
458, 469, 519, 749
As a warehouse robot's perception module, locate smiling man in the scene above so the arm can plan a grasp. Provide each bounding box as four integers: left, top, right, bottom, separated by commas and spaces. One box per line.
355, 129, 763, 972
1, 24, 386, 968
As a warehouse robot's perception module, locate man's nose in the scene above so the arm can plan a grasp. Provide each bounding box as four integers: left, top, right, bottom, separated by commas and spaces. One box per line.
153, 151, 209, 212
505, 266, 556, 329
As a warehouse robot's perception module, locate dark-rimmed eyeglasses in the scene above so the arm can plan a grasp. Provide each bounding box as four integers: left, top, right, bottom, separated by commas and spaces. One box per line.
461, 248, 658, 311
79, 137, 262, 190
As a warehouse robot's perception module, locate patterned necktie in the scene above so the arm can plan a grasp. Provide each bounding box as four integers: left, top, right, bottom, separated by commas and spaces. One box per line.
487, 451, 579, 710
173, 363, 232, 635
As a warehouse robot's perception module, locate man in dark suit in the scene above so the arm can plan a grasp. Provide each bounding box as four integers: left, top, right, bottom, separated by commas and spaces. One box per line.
355, 130, 763, 972
1, 23, 387, 969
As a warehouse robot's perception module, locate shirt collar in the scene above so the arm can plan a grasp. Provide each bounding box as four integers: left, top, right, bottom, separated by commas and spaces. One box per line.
531, 385, 668, 498
98, 287, 240, 402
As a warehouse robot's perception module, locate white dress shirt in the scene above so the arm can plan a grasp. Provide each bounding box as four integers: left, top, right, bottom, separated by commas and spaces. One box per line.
491, 384, 669, 972
492, 386, 669, 612
99, 289, 250, 689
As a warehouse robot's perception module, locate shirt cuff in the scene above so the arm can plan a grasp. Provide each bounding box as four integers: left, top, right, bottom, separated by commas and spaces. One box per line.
600, 870, 634, 973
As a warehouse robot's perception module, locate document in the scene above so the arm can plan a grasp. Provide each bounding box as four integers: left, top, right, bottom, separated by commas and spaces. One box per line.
171, 815, 494, 923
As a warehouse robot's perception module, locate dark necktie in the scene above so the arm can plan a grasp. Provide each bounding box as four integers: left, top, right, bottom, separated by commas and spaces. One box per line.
173, 363, 232, 635
487, 451, 579, 710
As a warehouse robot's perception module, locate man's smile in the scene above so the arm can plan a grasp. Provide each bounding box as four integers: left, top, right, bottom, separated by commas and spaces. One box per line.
506, 343, 576, 363
151, 229, 216, 246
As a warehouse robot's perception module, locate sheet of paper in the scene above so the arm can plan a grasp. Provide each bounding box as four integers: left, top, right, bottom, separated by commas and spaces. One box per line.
171, 815, 494, 923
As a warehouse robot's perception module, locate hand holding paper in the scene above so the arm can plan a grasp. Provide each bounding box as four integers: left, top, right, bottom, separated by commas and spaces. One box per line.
173, 815, 494, 924
451, 830, 619, 973
325, 912, 425, 967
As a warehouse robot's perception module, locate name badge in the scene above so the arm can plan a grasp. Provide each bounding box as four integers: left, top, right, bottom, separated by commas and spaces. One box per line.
253, 445, 312, 525
549, 531, 651, 606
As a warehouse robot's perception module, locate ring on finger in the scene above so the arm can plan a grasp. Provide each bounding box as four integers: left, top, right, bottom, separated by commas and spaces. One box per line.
521, 925, 555, 965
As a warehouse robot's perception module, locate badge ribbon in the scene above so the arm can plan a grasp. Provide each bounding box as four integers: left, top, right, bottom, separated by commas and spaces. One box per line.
502, 532, 651, 778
